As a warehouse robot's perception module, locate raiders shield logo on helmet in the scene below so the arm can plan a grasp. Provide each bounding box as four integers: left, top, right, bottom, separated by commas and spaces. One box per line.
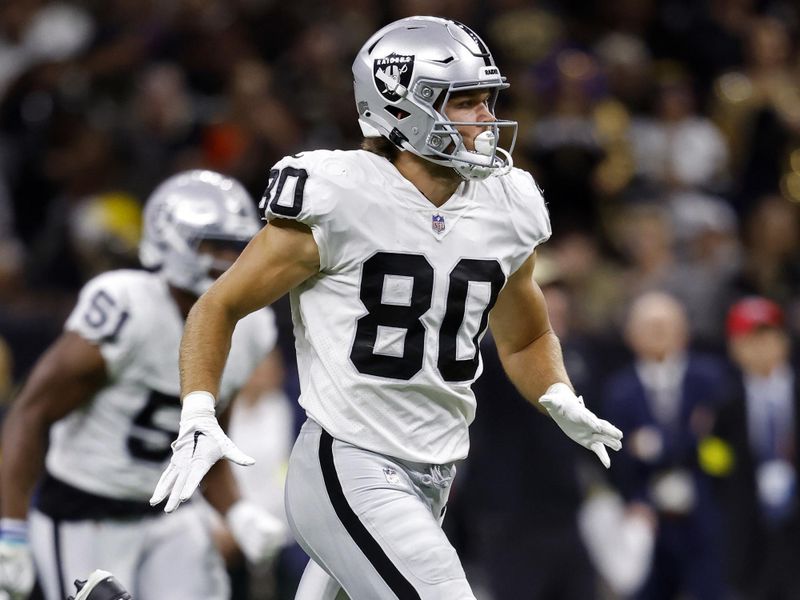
373, 54, 414, 102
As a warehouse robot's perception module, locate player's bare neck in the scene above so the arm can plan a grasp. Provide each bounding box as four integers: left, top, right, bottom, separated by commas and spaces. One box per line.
393, 152, 461, 208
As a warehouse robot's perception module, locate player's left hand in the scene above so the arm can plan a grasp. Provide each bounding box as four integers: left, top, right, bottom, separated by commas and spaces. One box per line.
226, 500, 287, 564
150, 392, 254, 512
0, 519, 35, 600
539, 382, 623, 468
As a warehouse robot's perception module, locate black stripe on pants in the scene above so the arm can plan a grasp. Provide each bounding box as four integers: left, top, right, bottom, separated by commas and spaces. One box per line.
53, 519, 67, 600
318, 430, 421, 600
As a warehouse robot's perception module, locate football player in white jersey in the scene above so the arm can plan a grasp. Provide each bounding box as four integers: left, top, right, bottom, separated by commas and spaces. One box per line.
0, 171, 286, 600
152, 16, 623, 600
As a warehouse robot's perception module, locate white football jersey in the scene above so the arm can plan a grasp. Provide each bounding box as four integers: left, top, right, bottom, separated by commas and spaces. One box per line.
46, 269, 277, 501
262, 150, 550, 464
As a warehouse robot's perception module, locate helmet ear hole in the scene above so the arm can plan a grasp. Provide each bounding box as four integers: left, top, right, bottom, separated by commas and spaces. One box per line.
385, 106, 411, 120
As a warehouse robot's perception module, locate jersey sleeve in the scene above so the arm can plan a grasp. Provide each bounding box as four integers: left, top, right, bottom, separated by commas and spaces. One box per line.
64, 271, 138, 377
504, 169, 552, 273
259, 152, 338, 271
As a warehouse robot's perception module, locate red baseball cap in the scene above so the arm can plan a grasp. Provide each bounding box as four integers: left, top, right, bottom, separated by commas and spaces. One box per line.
726, 297, 784, 338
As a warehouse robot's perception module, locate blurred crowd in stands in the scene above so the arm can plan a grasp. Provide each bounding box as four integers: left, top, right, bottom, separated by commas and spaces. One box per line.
2, 0, 800, 598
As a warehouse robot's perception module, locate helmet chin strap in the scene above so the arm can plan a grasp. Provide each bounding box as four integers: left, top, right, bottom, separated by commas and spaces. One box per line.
451, 130, 514, 180
492, 146, 514, 175
362, 119, 514, 180
417, 146, 513, 181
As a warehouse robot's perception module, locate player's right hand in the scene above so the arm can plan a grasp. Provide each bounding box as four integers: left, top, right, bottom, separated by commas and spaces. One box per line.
0, 519, 35, 599
226, 500, 287, 565
539, 382, 623, 468
150, 391, 254, 513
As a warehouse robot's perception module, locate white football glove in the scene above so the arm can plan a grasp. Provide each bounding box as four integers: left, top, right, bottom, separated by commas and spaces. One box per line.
226, 500, 287, 564
150, 391, 254, 513
539, 382, 623, 468
0, 519, 35, 600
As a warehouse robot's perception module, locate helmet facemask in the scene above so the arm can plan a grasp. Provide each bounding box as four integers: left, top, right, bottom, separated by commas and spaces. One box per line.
163, 234, 249, 296
423, 84, 517, 180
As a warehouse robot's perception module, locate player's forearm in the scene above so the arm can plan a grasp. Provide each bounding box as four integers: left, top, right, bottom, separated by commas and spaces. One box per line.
201, 459, 241, 515
179, 291, 238, 399
0, 406, 47, 519
497, 329, 572, 414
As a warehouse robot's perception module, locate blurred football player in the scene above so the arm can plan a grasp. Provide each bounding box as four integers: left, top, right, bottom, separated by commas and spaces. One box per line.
0, 171, 285, 600
151, 17, 623, 599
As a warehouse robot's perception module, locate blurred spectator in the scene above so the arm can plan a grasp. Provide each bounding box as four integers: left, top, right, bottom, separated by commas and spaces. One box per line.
613, 202, 677, 302
712, 15, 800, 207
710, 297, 800, 599
667, 192, 741, 349
594, 32, 652, 114
387, 0, 475, 24
603, 292, 726, 600
202, 59, 302, 194
542, 230, 626, 339
273, 20, 359, 149
486, 2, 562, 70
682, 0, 751, 99
524, 48, 634, 233
609, 196, 739, 348
629, 62, 729, 197
0, 0, 94, 96
67, 191, 142, 280
120, 62, 203, 199
160, 0, 254, 97
26, 118, 124, 292
732, 195, 800, 310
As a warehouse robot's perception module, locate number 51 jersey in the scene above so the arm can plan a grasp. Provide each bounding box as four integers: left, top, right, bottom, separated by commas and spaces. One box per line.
45, 270, 277, 502
262, 150, 550, 465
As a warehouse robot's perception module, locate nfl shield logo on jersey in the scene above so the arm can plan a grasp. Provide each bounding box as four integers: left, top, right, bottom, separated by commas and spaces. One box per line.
432, 214, 445, 233
373, 54, 414, 102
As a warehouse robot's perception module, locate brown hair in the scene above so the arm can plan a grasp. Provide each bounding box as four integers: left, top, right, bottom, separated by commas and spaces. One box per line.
361, 136, 399, 162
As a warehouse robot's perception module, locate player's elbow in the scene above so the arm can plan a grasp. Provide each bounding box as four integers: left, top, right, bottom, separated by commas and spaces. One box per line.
494, 325, 556, 362
187, 287, 244, 335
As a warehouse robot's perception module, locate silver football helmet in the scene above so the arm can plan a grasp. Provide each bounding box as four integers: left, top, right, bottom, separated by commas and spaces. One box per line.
139, 170, 260, 296
353, 16, 517, 180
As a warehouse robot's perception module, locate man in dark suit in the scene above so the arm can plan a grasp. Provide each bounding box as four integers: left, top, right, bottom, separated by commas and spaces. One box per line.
603, 291, 726, 600
712, 296, 800, 599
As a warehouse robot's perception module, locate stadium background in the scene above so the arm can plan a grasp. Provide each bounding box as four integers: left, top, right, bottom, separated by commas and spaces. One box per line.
1, 0, 800, 598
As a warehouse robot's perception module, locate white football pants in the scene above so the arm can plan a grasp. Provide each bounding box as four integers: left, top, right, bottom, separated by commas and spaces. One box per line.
29, 503, 229, 600
286, 419, 476, 600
